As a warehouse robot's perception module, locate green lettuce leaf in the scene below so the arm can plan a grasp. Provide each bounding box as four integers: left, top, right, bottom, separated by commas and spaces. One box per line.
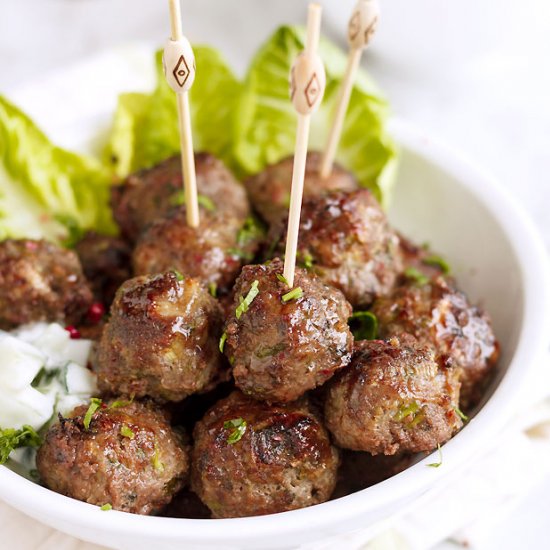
106, 46, 243, 178
232, 26, 398, 205
0, 95, 116, 243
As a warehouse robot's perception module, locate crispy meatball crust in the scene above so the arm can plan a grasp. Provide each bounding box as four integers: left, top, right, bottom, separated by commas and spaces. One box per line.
94, 272, 224, 402
271, 189, 403, 308
245, 152, 358, 226
325, 337, 462, 455
225, 259, 353, 403
191, 391, 339, 518
36, 400, 189, 515
371, 277, 499, 409
111, 153, 250, 241
75, 232, 131, 306
0, 239, 93, 329
132, 207, 260, 294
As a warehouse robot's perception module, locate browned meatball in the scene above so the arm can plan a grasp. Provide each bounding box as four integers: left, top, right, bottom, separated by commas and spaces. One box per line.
225, 259, 353, 403
111, 153, 250, 241
36, 399, 189, 515
245, 152, 358, 225
325, 337, 462, 455
94, 272, 224, 402
271, 190, 403, 308
191, 391, 339, 518
397, 234, 449, 282
75, 232, 131, 306
0, 239, 93, 329
132, 207, 261, 294
371, 276, 499, 409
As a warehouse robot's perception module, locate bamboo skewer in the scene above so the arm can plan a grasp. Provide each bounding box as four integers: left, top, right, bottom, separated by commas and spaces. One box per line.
283, 3, 326, 287
163, 0, 199, 228
319, 0, 380, 179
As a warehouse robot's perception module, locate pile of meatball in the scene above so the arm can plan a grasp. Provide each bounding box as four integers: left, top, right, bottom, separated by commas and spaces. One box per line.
0, 151, 499, 518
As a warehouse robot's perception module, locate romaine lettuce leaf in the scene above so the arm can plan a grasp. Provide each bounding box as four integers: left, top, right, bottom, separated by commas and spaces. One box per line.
232, 26, 398, 205
0, 95, 116, 243
106, 46, 243, 178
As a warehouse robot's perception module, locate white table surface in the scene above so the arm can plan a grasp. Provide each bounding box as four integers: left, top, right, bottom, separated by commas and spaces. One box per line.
1, 1, 549, 549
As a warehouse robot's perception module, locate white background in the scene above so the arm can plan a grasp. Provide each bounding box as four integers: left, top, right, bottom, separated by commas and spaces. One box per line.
1, 1, 549, 548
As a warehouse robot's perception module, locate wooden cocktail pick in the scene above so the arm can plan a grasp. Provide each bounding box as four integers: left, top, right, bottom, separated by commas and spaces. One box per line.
163, 0, 199, 228
283, 3, 326, 287
319, 0, 380, 179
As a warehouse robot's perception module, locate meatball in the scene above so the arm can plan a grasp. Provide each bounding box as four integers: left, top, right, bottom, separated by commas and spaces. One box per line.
225, 258, 353, 403
0, 239, 92, 329
191, 391, 339, 518
245, 152, 358, 225
36, 399, 189, 515
371, 276, 499, 409
75, 232, 131, 306
111, 153, 250, 241
324, 337, 462, 455
132, 207, 261, 294
94, 272, 225, 402
271, 189, 403, 308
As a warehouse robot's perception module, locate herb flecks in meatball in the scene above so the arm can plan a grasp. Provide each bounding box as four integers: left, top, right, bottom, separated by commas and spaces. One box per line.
94, 272, 225, 402
272, 189, 403, 308
111, 153, 250, 242
245, 152, 358, 226
191, 391, 339, 518
325, 337, 462, 455
0, 239, 93, 329
36, 399, 189, 515
225, 259, 353, 403
371, 276, 499, 409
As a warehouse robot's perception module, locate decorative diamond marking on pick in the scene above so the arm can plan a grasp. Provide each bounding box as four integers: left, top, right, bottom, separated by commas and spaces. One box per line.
290, 66, 297, 100
304, 72, 321, 108
364, 16, 379, 43
349, 11, 361, 41
173, 55, 190, 88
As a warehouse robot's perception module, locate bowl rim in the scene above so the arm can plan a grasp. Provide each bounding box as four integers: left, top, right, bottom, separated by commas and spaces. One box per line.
1, 117, 549, 544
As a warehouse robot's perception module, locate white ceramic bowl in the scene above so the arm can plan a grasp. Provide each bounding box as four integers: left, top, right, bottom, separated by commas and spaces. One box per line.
0, 119, 548, 550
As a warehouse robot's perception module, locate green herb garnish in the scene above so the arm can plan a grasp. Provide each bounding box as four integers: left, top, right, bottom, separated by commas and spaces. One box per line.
235, 280, 260, 319
224, 418, 247, 444
276, 273, 289, 286
100, 504, 112, 511
454, 406, 469, 422
55, 214, 85, 249
302, 252, 314, 270
349, 311, 378, 340
152, 442, 165, 473
173, 270, 184, 282
393, 402, 420, 422
109, 397, 134, 409
219, 331, 227, 353
208, 282, 217, 297
427, 444, 443, 468
83, 398, 103, 430
423, 255, 451, 275
170, 191, 216, 212
120, 425, 135, 439
404, 267, 429, 286
282, 287, 303, 303
237, 215, 265, 247
0, 425, 41, 465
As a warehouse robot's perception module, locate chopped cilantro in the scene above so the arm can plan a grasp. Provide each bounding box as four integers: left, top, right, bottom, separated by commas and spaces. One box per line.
235, 280, 260, 319
100, 504, 112, 511
276, 273, 289, 286
120, 425, 135, 439
83, 398, 103, 430
404, 267, 429, 286
173, 270, 185, 282
423, 255, 451, 275
224, 418, 247, 444
427, 444, 443, 468
454, 406, 469, 422
219, 332, 228, 353
0, 425, 41, 465
208, 282, 218, 297
282, 287, 303, 302
349, 311, 378, 340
